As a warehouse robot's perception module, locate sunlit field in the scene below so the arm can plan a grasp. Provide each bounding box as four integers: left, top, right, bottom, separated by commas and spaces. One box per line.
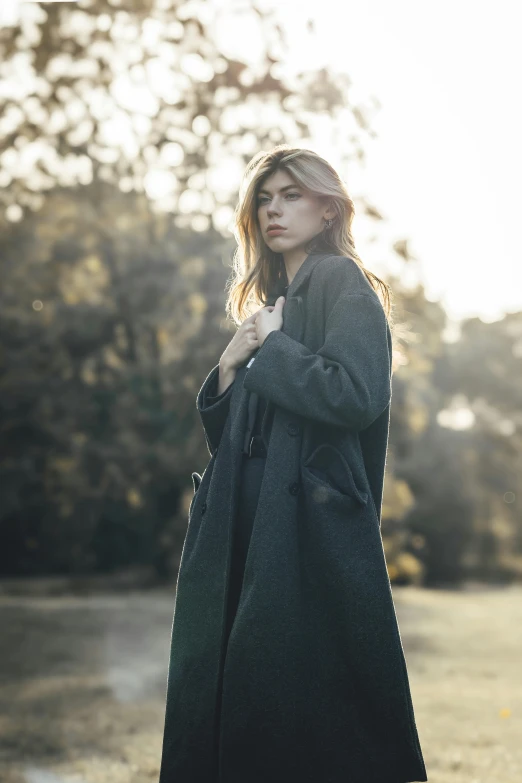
0, 582, 520, 783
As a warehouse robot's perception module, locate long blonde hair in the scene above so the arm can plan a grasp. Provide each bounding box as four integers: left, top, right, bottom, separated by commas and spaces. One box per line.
225, 144, 404, 370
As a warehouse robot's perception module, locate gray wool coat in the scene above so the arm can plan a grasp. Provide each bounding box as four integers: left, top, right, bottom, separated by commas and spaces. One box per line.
159, 251, 428, 783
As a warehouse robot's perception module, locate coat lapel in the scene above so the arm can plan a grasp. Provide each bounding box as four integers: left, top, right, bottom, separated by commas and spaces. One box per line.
255, 293, 303, 447
284, 250, 329, 299
258, 251, 334, 444
230, 251, 334, 453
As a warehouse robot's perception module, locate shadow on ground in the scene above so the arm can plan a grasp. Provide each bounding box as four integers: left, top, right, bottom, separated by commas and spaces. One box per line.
0, 583, 520, 783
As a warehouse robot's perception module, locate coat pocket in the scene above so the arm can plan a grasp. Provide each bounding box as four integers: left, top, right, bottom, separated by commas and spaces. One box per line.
301, 443, 368, 507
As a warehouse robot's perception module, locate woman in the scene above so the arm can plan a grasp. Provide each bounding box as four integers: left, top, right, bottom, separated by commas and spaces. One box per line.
159, 145, 428, 783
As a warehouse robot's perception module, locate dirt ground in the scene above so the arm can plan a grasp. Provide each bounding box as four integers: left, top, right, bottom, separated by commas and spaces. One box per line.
0, 582, 520, 783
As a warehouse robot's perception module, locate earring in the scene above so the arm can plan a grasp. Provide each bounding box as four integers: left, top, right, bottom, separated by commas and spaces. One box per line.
324, 218, 333, 228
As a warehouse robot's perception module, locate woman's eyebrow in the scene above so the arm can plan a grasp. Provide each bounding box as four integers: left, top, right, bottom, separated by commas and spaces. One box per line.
258, 185, 302, 195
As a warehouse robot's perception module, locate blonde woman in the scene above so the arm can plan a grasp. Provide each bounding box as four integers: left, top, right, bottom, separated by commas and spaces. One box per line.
159, 145, 428, 783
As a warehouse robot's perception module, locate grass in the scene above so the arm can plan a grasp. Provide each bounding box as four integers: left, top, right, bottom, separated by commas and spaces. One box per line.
0, 582, 520, 783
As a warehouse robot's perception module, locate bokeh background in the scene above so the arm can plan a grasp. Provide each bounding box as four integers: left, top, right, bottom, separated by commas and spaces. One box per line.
0, 1, 521, 782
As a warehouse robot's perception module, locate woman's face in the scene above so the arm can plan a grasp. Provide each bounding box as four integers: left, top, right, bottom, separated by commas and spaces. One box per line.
256, 169, 332, 257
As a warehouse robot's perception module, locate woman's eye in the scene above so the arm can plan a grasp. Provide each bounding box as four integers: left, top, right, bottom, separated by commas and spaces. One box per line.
257, 193, 300, 205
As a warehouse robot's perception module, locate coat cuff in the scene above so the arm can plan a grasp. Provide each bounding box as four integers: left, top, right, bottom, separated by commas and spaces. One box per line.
196, 363, 235, 454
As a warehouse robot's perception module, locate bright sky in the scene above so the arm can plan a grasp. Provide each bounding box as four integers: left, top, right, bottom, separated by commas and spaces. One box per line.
3, 1, 520, 324
263, 0, 522, 323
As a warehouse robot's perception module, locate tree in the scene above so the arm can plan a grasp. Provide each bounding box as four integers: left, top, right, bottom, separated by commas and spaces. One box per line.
0, 0, 385, 576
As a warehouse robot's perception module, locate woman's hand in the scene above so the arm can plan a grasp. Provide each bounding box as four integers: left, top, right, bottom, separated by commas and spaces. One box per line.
254, 296, 285, 347
220, 307, 263, 373
220, 297, 285, 372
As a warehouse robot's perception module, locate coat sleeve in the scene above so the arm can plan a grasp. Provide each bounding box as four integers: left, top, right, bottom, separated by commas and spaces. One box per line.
196, 363, 235, 455
242, 292, 392, 431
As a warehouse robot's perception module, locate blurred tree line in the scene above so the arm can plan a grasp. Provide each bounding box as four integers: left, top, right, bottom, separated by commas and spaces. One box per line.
0, 0, 520, 585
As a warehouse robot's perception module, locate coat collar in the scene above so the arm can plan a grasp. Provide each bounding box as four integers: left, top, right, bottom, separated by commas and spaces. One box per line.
281, 250, 333, 300
282, 251, 335, 340
240, 251, 335, 452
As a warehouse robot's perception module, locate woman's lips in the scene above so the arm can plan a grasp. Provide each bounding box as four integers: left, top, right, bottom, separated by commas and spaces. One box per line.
267, 228, 286, 235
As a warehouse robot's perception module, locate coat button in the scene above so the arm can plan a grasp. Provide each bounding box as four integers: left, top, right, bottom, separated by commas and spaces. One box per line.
288, 482, 300, 496
201, 501, 207, 514
286, 422, 300, 436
